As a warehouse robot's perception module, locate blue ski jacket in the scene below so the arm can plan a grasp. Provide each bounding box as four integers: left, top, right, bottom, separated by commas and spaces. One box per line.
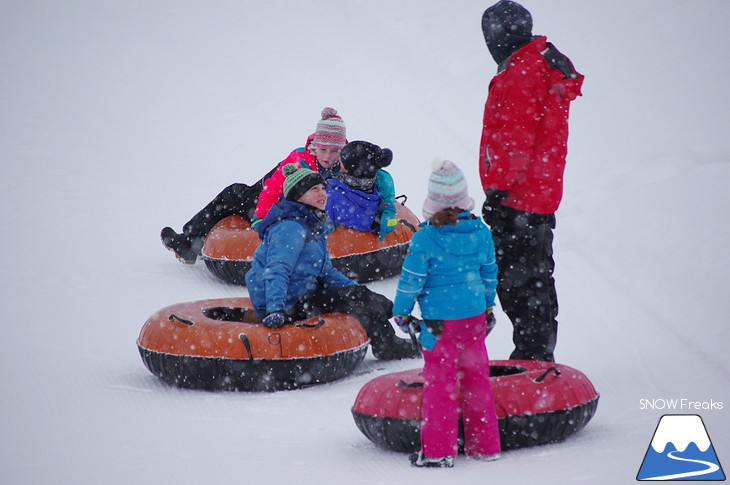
393, 212, 498, 320
246, 199, 356, 318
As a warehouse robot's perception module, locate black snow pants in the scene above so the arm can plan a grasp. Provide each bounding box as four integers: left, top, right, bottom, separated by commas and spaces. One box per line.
285, 285, 406, 360
483, 203, 558, 362
182, 165, 277, 243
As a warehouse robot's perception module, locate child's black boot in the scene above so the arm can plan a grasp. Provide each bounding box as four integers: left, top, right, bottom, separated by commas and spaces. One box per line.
160, 227, 197, 264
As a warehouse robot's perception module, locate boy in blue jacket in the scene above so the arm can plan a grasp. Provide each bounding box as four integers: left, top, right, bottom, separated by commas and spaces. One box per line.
246, 164, 419, 360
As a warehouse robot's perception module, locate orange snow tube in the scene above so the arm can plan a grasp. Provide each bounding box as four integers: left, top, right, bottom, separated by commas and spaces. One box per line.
201, 201, 420, 285
137, 297, 369, 391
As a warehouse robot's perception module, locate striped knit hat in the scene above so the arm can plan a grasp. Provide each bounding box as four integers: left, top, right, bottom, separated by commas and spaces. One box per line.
422, 158, 475, 220
282, 163, 325, 202
311, 107, 347, 149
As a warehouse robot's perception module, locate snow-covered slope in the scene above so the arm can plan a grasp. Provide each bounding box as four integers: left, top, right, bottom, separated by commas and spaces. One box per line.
2, 1, 728, 484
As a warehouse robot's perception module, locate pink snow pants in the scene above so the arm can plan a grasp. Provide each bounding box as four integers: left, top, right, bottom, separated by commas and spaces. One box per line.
420, 312, 501, 458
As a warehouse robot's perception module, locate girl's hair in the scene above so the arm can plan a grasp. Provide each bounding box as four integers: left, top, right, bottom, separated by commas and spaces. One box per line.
430, 207, 463, 227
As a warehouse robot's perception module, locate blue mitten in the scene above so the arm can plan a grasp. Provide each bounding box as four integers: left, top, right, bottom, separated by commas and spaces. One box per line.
263, 311, 286, 329
379, 217, 397, 240
417, 321, 438, 352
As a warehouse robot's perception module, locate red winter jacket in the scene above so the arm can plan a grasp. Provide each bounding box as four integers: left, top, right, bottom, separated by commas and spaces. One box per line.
254, 140, 317, 219
479, 36, 583, 214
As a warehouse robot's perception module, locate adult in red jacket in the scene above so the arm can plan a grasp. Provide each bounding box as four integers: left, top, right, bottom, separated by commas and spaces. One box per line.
479, 0, 583, 362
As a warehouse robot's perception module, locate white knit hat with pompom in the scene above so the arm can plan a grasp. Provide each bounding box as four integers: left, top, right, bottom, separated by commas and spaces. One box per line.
422, 158, 474, 220
311, 107, 347, 149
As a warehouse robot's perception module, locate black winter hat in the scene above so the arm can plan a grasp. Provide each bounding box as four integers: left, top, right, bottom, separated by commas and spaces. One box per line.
340, 141, 393, 179
482, 0, 534, 65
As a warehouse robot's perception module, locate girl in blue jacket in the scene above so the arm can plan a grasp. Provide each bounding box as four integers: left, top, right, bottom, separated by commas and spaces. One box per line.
393, 159, 501, 467
246, 164, 419, 360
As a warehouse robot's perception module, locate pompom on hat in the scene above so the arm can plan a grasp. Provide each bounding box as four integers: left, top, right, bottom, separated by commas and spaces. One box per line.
422, 158, 475, 220
282, 163, 326, 202
311, 107, 347, 150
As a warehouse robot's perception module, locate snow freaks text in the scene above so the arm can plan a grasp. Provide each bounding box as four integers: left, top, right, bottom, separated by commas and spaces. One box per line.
639, 399, 724, 411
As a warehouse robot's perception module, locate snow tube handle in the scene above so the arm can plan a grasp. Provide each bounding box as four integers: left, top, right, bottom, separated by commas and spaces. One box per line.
399, 219, 417, 233
396, 380, 424, 388
168, 314, 195, 326
534, 366, 561, 383
239, 333, 253, 360
295, 319, 326, 329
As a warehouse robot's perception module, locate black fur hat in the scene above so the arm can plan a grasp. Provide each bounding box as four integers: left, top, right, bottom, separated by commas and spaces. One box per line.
340, 141, 393, 179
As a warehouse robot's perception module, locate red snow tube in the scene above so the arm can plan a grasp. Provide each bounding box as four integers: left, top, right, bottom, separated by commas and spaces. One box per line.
201, 201, 420, 285
351, 361, 599, 452
137, 297, 369, 391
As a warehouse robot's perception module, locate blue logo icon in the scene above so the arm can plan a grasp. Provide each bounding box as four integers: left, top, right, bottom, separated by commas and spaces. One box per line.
637, 414, 725, 481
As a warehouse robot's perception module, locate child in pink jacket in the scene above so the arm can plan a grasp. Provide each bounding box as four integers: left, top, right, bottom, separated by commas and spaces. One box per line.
252, 107, 347, 223
160, 107, 346, 263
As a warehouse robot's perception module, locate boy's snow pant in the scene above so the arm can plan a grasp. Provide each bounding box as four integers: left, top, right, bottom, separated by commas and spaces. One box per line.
181, 166, 277, 243
421, 313, 501, 458
483, 203, 558, 362
286, 285, 403, 359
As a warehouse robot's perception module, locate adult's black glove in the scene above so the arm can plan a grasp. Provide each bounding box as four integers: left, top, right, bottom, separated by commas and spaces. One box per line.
482, 188, 508, 226
484, 188, 508, 210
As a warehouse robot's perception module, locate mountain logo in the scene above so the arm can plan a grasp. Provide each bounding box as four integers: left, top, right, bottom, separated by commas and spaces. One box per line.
637, 414, 725, 481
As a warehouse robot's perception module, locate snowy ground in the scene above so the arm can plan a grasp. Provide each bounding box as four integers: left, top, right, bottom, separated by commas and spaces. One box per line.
2, 1, 729, 484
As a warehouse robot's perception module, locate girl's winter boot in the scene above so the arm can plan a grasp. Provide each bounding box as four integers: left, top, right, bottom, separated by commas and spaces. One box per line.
409, 452, 454, 468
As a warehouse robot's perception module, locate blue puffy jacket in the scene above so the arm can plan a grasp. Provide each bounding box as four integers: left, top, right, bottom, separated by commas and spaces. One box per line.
245, 199, 356, 318
393, 212, 497, 320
